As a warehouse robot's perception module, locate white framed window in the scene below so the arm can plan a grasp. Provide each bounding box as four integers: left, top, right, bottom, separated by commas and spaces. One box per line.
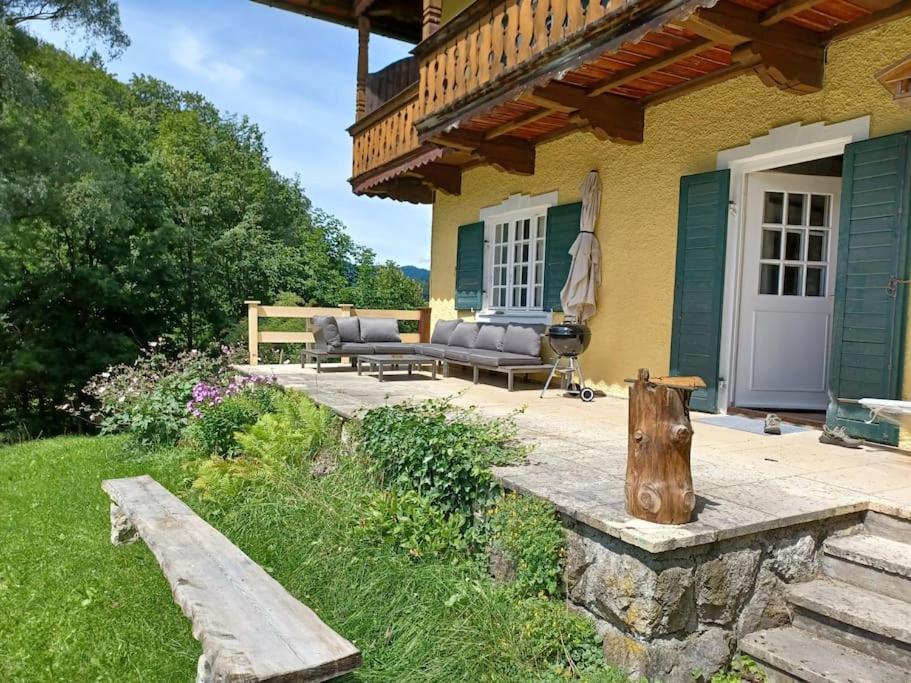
479, 192, 557, 321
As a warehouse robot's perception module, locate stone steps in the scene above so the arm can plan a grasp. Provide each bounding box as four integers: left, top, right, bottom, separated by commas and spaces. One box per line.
741, 513, 911, 682
788, 578, 911, 669
740, 627, 907, 683
822, 532, 911, 602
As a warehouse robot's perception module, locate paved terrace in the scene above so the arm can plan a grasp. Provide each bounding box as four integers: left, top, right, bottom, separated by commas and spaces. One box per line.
239, 364, 911, 553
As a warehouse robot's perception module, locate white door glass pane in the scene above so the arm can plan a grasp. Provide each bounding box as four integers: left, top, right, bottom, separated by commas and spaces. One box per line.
782, 266, 802, 296
805, 266, 825, 297
785, 231, 803, 261
761, 230, 781, 259
764, 192, 784, 224
787, 193, 805, 225
760, 264, 779, 295
807, 231, 827, 262
809, 195, 829, 227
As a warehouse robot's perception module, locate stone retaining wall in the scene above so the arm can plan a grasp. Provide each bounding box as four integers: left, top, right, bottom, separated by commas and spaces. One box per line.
561, 512, 864, 681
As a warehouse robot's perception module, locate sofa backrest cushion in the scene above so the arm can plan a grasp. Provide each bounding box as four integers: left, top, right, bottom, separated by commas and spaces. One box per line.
473, 323, 506, 351
431, 319, 462, 345
502, 324, 544, 357
359, 317, 401, 343
337, 316, 362, 343
448, 322, 480, 348
312, 315, 341, 348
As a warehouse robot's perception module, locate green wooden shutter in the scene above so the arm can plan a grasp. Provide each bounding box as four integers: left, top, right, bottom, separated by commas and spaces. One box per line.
544, 202, 582, 311
669, 169, 731, 413
455, 221, 484, 310
827, 132, 911, 445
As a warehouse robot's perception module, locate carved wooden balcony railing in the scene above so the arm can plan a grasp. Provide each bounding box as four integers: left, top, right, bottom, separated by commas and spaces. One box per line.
415, 0, 630, 124
350, 85, 421, 178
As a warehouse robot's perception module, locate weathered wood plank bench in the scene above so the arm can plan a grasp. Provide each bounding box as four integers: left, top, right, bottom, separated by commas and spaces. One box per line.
103, 475, 360, 683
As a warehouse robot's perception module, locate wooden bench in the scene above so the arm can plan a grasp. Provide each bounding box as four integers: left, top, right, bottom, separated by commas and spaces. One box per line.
103, 475, 361, 683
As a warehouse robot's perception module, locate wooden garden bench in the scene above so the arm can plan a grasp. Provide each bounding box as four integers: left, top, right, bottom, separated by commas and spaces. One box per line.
102, 475, 360, 683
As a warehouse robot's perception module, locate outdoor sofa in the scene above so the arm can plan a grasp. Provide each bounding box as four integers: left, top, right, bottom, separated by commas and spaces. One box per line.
304, 316, 551, 390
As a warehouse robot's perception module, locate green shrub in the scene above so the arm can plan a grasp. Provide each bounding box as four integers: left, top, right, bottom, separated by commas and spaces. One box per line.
191, 391, 272, 457
189, 455, 268, 502
359, 489, 468, 560
234, 391, 338, 466
517, 597, 619, 681
489, 492, 566, 598
359, 398, 524, 518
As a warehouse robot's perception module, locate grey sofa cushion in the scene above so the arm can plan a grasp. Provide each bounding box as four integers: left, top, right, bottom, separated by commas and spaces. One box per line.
328, 342, 373, 354
473, 324, 507, 351
415, 343, 447, 359
337, 317, 362, 343
502, 324, 544, 357
444, 347, 472, 363
312, 315, 341, 349
360, 317, 401, 343
469, 350, 542, 367
448, 322, 480, 349
372, 342, 415, 354
431, 319, 462, 344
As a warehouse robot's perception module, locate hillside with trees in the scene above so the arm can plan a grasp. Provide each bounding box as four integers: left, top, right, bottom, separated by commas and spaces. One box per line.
0, 2, 424, 439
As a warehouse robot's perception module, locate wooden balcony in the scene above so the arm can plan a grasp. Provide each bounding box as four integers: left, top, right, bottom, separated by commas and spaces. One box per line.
348, 0, 911, 202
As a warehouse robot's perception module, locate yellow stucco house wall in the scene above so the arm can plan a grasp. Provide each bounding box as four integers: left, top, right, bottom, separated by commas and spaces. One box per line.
428, 18, 911, 408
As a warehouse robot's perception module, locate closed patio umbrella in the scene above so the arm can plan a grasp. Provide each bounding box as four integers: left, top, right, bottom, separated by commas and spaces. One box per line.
560, 171, 603, 323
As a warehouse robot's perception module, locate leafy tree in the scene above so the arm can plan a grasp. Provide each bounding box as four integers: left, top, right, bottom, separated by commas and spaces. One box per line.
0, 28, 427, 439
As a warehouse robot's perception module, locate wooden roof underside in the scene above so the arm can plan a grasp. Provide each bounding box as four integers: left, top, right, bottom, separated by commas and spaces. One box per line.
353, 0, 911, 202
251, 0, 421, 42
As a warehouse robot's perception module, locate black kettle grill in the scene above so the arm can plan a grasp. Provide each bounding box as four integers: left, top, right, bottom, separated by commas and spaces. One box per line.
541, 321, 594, 402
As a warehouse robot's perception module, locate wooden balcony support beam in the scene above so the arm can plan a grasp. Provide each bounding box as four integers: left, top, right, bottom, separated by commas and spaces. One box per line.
356, 15, 370, 120
484, 108, 555, 139
415, 162, 461, 194
432, 130, 535, 175
686, 4, 825, 94
526, 83, 644, 143
759, 0, 821, 26
823, 0, 911, 42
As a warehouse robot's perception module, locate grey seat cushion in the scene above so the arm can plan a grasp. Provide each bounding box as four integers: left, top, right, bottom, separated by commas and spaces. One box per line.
444, 347, 472, 363
360, 317, 401, 343
328, 342, 373, 354
371, 342, 415, 354
502, 324, 545, 357
415, 343, 447, 359
473, 324, 507, 351
337, 317, 362, 343
430, 319, 462, 345
448, 322, 480, 349
469, 351, 543, 367
312, 315, 341, 348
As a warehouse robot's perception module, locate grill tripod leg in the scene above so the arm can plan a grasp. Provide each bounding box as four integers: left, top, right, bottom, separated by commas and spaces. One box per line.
540, 360, 562, 398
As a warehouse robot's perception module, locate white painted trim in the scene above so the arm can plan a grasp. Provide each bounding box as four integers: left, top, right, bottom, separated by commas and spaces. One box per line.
714, 117, 870, 412
478, 191, 558, 316
479, 191, 558, 221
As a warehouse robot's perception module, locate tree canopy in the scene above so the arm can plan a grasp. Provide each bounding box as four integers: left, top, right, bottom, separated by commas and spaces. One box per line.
0, 26, 424, 439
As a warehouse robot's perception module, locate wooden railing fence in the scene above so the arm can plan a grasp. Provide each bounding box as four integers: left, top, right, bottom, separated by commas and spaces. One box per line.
351, 87, 421, 177
245, 301, 431, 366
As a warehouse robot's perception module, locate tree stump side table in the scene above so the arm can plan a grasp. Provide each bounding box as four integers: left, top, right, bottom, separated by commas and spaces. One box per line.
625, 368, 705, 525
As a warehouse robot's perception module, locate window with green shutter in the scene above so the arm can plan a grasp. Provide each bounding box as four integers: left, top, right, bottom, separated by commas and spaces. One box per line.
670, 169, 731, 413
543, 202, 582, 311
826, 132, 911, 445
455, 221, 484, 310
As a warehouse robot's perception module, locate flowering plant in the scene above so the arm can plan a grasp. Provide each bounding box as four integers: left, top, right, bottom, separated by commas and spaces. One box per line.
63, 341, 243, 447
186, 375, 274, 419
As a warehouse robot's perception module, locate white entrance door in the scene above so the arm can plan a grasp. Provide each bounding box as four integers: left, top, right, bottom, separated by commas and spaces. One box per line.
734, 172, 841, 410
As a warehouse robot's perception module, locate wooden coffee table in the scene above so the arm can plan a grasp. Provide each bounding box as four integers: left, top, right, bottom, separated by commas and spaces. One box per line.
356, 354, 438, 381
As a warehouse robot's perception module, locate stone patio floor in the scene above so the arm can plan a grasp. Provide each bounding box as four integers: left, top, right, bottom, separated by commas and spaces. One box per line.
239, 363, 911, 553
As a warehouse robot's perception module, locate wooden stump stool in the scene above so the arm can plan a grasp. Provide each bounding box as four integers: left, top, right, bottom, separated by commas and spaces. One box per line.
625, 368, 704, 525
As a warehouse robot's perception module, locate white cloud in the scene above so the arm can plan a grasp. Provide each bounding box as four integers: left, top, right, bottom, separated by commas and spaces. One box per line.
169, 26, 248, 86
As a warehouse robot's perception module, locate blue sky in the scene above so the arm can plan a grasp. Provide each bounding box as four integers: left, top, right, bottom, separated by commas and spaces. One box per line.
30, 0, 432, 267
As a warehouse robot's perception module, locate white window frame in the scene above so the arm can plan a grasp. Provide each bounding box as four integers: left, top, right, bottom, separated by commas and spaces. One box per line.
477, 192, 558, 324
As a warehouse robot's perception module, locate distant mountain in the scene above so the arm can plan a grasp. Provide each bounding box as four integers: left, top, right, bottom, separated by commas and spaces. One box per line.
401, 265, 430, 299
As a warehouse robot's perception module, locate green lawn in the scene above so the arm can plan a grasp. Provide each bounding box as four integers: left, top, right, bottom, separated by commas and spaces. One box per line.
0, 436, 624, 682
